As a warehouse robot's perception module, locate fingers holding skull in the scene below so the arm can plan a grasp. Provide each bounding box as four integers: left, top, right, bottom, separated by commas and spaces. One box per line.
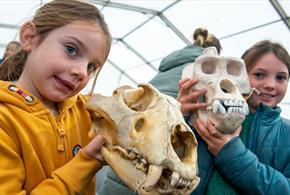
194, 119, 242, 156
82, 135, 106, 162
177, 78, 207, 115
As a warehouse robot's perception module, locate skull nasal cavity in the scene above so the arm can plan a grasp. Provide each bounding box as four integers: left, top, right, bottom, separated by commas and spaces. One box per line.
220, 79, 235, 94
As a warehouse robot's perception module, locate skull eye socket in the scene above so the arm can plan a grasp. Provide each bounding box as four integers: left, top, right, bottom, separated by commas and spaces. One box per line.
201, 60, 216, 74
227, 60, 242, 76
134, 118, 144, 132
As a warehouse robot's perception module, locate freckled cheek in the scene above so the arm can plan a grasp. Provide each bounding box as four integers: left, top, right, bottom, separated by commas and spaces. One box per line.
249, 79, 260, 89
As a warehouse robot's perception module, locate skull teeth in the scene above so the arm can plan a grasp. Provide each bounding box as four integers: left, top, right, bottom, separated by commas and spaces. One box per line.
114, 148, 196, 192
209, 99, 249, 116
170, 171, 192, 188
126, 149, 148, 172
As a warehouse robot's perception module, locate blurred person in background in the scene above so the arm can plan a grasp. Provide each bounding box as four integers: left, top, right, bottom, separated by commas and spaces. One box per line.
0, 41, 20, 64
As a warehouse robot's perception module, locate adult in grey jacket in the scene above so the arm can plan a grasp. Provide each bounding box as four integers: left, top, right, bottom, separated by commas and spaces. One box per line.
149, 28, 222, 99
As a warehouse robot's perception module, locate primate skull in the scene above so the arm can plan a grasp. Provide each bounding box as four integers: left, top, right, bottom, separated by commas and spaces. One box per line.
182, 47, 251, 134
86, 83, 200, 194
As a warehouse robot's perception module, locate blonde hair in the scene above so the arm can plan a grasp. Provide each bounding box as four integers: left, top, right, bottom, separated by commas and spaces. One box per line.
193, 28, 222, 54
0, 0, 112, 82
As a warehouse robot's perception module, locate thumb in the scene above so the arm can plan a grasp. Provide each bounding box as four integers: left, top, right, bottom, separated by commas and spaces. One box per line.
91, 135, 106, 150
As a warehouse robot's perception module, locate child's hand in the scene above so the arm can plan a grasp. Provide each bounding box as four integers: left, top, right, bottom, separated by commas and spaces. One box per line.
177, 78, 207, 115
194, 119, 241, 156
82, 135, 106, 161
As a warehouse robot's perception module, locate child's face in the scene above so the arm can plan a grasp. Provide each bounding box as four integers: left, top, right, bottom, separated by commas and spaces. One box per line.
21, 20, 108, 103
247, 52, 289, 111
3, 43, 18, 59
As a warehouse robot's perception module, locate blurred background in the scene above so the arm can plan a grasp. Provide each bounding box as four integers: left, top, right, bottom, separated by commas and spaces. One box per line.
0, 0, 289, 118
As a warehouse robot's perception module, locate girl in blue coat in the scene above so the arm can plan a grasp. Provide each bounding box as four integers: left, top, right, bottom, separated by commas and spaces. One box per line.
178, 40, 290, 194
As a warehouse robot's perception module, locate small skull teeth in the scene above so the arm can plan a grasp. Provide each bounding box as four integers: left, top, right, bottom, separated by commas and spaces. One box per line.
170, 171, 193, 189
114, 147, 148, 172
114, 147, 193, 191
207, 99, 249, 117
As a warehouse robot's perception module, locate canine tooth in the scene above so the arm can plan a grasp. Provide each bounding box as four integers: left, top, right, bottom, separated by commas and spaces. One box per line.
170, 171, 180, 187
143, 165, 163, 192
218, 103, 226, 115
212, 100, 220, 113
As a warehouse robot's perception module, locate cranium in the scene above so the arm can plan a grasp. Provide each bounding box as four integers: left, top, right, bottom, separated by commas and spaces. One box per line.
86, 83, 200, 194
182, 47, 251, 134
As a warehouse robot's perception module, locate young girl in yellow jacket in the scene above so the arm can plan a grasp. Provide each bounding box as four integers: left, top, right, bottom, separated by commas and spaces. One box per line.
0, 0, 112, 194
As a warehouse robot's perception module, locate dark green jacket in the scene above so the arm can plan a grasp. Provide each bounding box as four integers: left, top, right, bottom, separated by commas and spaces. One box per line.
149, 44, 203, 98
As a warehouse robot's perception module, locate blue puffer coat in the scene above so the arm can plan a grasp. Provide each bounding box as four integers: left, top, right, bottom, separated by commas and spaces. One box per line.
193, 103, 290, 194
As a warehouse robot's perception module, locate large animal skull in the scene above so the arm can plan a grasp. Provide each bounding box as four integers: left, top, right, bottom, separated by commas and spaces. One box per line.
182, 47, 251, 134
86, 83, 200, 194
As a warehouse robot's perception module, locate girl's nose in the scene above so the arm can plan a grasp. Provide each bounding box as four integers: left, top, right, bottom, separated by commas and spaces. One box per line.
263, 77, 275, 90
70, 61, 88, 80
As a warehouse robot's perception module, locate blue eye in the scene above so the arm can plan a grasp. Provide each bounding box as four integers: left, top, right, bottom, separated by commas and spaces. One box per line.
87, 63, 97, 75
65, 45, 77, 57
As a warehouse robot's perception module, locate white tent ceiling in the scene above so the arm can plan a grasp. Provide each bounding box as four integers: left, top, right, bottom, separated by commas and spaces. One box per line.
0, 0, 289, 118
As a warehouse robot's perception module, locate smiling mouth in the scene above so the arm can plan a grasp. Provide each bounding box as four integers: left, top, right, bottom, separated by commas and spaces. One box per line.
54, 76, 75, 90
260, 93, 275, 98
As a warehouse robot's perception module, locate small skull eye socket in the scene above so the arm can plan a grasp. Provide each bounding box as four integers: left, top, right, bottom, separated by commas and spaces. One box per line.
135, 118, 144, 132
227, 61, 242, 76
201, 60, 216, 74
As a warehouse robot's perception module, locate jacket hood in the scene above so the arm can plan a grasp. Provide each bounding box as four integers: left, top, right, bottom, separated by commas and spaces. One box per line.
158, 44, 203, 72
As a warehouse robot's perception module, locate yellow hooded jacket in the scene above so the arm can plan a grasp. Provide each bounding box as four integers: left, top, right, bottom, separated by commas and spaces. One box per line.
0, 81, 101, 194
